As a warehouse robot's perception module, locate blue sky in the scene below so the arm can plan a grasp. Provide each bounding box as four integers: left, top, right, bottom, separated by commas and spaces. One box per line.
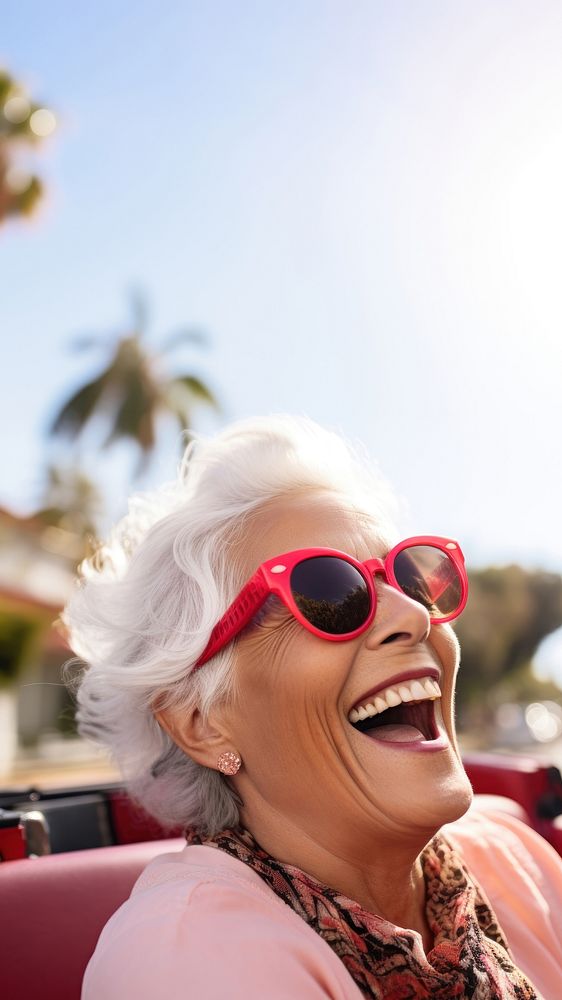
3, 1, 562, 583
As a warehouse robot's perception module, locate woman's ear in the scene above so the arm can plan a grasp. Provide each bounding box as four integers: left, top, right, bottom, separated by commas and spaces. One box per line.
153, 698, 232, 770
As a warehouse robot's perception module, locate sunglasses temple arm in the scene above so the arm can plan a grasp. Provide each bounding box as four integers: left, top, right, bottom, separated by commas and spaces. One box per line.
193, 569, 270, 669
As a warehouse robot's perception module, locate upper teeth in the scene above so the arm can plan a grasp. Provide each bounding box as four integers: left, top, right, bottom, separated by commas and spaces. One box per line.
348, 676, 441, 724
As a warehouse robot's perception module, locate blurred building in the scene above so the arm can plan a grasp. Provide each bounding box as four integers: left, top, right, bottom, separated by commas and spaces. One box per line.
0, 506, 77, 748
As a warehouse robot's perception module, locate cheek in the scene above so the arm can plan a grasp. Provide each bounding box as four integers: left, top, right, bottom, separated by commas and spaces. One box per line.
232, 633, 346, 760
428, 624, 460, 695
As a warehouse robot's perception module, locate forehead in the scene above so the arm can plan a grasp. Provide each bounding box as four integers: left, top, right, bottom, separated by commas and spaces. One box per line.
239, 491, 392, 573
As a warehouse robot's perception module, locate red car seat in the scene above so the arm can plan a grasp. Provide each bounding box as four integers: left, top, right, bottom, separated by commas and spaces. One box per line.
0, 837, 185, 1000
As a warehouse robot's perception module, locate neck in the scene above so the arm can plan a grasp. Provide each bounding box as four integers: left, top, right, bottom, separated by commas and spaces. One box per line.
237, 805, 435, 954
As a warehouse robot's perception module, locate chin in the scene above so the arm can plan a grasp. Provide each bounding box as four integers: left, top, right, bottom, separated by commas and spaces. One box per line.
432, 768, 474, 827
403, 763, 474, 837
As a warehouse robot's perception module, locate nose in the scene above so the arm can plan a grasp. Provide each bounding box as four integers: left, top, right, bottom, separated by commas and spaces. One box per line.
363, 577, 431, 649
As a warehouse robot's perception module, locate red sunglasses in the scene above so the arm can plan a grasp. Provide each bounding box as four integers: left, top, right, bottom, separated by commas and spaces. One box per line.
193, 536, 468, 669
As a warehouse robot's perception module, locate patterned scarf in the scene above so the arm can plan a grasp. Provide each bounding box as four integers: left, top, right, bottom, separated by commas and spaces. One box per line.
186, 826, 539, 999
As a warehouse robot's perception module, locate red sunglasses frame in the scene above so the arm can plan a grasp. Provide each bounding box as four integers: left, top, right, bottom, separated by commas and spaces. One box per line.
193, 535, 468, 669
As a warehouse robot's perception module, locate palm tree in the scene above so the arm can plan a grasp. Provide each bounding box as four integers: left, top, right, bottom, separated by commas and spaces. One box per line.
50, 291, 220, 475
0, 68, 56, 225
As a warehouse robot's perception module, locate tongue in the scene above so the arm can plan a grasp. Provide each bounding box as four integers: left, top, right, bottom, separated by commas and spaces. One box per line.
367, 724, 425, 743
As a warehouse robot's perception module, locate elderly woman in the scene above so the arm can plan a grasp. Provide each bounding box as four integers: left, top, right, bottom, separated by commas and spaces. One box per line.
65, 415, 562, 999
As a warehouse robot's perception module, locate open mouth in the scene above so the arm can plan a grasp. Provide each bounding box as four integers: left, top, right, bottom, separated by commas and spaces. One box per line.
352, 700, 438, 742
348, 674, 444, 746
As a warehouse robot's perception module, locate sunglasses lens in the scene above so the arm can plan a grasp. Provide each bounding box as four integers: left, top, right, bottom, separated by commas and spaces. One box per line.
290, 557, 371, 635
393, 545, 462, 619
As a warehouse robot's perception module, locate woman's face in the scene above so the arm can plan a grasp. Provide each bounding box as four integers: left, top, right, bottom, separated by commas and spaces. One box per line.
221, 491, 473, 858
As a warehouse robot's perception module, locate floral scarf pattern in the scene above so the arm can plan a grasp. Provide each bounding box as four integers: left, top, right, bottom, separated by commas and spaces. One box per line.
186, 826, 538, 999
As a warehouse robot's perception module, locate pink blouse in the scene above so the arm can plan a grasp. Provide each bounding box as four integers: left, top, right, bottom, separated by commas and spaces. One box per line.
82, 807, 562, 999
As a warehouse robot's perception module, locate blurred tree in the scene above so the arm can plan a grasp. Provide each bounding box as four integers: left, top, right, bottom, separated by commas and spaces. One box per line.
50, 291, 220, 476
0, 611, 44, 687
454, 565, 562, 726
0, 68, 56, 225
